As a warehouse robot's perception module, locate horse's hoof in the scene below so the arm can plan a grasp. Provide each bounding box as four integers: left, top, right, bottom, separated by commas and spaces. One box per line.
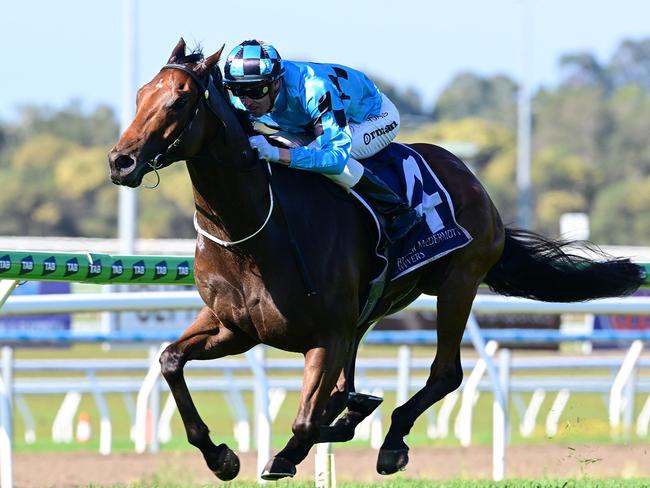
376, 448, 409, 475
206, 443, 240, 481
261, 456, 297, 481
347, 391, 383, 416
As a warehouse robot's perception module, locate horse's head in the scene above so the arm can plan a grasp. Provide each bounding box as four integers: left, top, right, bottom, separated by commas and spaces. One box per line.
108, 38, 229, 187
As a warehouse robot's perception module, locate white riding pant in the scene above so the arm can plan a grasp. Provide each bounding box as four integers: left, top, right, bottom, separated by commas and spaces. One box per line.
270, 93, 400, 190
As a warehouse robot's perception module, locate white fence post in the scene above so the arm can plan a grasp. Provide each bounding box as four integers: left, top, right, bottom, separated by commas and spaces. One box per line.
457, 340, 498, 446
0, 346, 13, 488
609, 340, 643, 432
134, 343, 168, 453
546, 389, 570, 437
493, 348, 510, 481
246, 345, 270, 483
396, 345, 411, 406
52, 391, 81, 443
520, 389, 546, 437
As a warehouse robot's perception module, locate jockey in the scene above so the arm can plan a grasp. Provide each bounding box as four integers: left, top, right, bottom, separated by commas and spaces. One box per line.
223, 39, 419, 242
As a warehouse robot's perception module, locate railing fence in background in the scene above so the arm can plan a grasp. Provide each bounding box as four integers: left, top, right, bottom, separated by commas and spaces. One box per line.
1, 250, 649, 488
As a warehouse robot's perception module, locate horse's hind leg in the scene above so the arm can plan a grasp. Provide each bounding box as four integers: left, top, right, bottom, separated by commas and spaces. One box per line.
159, 307, 258, 481
318, 332, 383, 443
261, 335, 351, 480
377, 271, 482, 475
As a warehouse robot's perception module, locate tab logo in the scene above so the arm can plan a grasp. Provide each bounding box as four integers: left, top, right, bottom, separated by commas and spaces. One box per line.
0, 255, 11, 273
132, 260, 146, 278
176, 260, 191, 279
87, 259, 102, 278
65, 258, 79, 276
20, 256, 34, 275
42, 256, 57, 275
154, 260, 168, 279
111, 260, 124, 279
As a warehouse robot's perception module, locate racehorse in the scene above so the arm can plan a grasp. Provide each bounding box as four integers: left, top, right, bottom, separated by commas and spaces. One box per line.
108, 39, 645, 481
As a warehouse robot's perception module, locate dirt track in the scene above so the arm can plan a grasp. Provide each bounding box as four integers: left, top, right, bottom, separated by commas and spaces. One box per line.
13, 444, 650, 487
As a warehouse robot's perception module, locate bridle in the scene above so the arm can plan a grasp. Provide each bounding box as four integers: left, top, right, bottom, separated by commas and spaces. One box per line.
144, 63, 224, 187
152, 62, 275, 248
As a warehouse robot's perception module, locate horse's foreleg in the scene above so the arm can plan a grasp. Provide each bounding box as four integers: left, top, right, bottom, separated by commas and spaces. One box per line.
261, 337, 350, 480
377, 275, 480, 475
159, 307, 257, 481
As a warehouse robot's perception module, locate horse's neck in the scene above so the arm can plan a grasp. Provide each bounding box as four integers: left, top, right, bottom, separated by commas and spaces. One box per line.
187, 91, 274, 244
188, 152, 272, 243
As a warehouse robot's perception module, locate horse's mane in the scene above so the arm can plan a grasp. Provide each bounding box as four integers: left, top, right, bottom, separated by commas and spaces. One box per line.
176, 47, 205, 65
176, 46, 255, 136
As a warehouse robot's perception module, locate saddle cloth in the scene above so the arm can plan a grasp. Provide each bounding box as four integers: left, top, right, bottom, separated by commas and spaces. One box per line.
351, 143, 472, 324
354, 142, 472, 279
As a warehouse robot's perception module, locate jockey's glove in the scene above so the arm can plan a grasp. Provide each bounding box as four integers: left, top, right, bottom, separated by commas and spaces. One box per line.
249, 135, 280, 162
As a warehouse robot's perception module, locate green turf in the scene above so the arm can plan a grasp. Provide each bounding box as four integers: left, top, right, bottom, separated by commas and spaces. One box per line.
87, 479, 650, 488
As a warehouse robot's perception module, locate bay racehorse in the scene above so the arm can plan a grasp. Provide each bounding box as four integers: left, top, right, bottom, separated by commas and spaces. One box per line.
108, 39, 645, 481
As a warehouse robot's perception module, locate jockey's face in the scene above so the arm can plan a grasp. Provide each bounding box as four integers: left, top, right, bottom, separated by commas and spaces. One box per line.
238, 80, 280, 117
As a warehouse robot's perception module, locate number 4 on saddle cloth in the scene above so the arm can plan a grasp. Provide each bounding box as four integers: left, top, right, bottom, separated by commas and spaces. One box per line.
353, 143, 473, 325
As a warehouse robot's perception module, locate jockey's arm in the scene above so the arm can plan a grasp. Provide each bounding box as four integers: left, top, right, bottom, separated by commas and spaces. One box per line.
287, 80, 352, 175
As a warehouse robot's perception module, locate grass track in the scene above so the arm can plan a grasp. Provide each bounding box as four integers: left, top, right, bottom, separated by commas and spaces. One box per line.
88, 479, 650, 488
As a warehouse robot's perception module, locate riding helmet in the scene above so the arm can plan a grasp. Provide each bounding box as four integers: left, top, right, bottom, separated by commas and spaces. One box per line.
224, 40, 284, 85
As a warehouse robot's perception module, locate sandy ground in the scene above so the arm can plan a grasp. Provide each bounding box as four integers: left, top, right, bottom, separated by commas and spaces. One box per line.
12, 444, 650, 487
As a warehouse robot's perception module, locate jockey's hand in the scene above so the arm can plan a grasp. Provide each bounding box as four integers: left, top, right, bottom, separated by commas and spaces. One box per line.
249, 135, 280, 162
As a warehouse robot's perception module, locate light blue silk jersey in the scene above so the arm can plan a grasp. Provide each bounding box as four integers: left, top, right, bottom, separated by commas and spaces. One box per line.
229, 60, 383, 174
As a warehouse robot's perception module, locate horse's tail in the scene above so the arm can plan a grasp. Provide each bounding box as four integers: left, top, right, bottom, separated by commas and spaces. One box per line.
484, 227, 647, 302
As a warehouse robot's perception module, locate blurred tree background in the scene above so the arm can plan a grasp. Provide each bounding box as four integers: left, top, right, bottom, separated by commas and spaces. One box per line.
1, 38, 649, 244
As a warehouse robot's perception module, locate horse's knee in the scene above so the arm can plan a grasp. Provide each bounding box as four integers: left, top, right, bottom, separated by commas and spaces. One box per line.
159, 345, 184, 379
292, 418, 318, 442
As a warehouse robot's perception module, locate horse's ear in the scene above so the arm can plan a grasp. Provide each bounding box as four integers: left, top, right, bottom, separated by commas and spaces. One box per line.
200, 44, 225, 73
168, 37, 186, 64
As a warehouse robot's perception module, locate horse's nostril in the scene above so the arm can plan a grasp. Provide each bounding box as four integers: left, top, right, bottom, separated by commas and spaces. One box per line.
115, 155, 135, 171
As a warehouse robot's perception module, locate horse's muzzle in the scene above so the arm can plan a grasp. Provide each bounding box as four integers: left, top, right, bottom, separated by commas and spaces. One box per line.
108, 151, 142, 187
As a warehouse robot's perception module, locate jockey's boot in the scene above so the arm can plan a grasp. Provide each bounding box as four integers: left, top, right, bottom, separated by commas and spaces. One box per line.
353, 168, 420, 242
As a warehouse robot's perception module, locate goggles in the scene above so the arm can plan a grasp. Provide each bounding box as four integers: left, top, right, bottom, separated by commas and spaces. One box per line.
227, 82, 272, 100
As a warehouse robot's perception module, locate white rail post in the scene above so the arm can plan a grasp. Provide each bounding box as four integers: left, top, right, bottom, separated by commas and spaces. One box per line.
90, 381, 112, 455
435, 390, 459, 438
369, 388, 384, 450
135, 343, 168, 453
465, 313, 509, 481
246, 345, 270, 483
157, 393, 176, 444
493, 348, 510, 481
545, 389, 570, 437
636, 394, 650, 437
0, 346, 13, 488
52, 391, 81, 443
457, 340, 498, 446
224, 383, 251, 452
0, 280, 19, 310
315, 442, 336, 488
396, 345, 411, 406
148, 346, 161, 453
609, 340, 643, 433
520, 389, 546, 437
14, 396, 35, 444
0, 347, 12, 441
